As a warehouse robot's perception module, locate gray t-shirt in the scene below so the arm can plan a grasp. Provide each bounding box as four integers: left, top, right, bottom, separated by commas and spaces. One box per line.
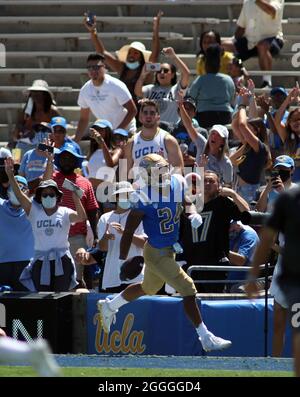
142, 82, 186, 125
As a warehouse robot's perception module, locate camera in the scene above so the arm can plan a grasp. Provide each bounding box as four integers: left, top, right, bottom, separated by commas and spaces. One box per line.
86, 10, 95, 26
145, 63, 161, 72
37, 143, 54, 153
241, 211, 270, 226
271, 170, 279, 180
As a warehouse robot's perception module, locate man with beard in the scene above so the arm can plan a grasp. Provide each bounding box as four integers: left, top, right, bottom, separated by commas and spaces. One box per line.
75, 53, 137, 142
180, 170, 249, 292
43, 144, 98, 288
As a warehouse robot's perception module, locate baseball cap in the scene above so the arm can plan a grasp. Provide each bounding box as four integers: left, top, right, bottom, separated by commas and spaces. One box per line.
51, 117, 67, 130
270, 87, 288, 97
56, 142, 86, 159
183, 96, 196, 110
274, 155, 295, 169
91, 119, 113, 130
113, 128, 128, 137
111, 181, 135, 196
209, 124, 229, 140
15, 175, 28, 187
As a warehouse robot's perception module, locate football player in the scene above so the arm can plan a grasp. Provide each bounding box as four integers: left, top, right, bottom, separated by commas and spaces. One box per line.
97, 154, 232, 352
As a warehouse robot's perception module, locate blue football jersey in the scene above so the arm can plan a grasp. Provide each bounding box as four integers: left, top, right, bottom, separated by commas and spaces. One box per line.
134, 176, 184, 248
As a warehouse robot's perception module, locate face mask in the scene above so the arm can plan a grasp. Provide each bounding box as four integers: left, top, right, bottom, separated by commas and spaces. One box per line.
278, 170, 291, 182
7, 189, 20, 206
41, 196, 57, 209
118, 200, 131, 210
126, 61, 140, 70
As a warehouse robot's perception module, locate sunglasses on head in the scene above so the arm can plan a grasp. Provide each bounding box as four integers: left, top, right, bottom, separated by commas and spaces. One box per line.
41, 193, 56, 198
87, 64, 104, 71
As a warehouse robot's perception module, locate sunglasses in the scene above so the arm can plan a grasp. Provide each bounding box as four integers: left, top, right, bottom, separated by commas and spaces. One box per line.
41, 193, 56, 198
87, 64, 104, 71
158, 68, 171, 74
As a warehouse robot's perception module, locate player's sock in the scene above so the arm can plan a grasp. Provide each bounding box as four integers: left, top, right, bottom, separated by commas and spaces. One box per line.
0, 337, 32, 363
196, 321, 209, 339
108, 293, 128, 311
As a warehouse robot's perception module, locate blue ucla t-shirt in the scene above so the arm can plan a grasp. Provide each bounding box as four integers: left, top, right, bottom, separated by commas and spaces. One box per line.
134, 176, 184, 249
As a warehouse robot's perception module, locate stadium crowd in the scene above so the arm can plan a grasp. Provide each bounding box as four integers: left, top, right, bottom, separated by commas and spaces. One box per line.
1, 0, 300, 369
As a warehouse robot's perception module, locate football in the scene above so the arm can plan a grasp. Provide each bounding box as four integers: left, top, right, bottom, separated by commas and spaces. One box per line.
120, 256, 144, 281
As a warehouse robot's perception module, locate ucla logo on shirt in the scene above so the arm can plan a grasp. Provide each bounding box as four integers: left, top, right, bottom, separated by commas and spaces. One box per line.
45, 227, 54, 236
37, 219, 62, 229
134, 146, 156, 159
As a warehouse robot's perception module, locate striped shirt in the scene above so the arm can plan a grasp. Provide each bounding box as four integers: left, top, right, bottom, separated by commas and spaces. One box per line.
53, 171, 98, 237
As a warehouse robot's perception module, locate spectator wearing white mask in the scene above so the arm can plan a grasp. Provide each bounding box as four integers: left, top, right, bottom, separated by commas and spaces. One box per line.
5, 159, 87, 292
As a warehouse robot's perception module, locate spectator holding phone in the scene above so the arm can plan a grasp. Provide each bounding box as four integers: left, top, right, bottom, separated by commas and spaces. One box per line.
256, 155, 296, 213
12, 80, 60, 155
84, 11, 162, 105
86, 120, 122, 191
5, 158, 87, 292
50, 117, 81, 155
134, 47, 190, 128
18, 126, 55, 194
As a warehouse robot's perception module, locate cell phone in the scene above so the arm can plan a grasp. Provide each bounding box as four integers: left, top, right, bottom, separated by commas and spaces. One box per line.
24, 97, 33, 117
63, 178, 84, 199
86, 10, 95, 26
145, 63, 161, 72
37, 143, 54, 153
271, 170, 279, 180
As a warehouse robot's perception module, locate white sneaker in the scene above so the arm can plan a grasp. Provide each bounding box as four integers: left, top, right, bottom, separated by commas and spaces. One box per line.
97, 298, 118, 333
30, 339, 61, 377
200, 332, 232, 352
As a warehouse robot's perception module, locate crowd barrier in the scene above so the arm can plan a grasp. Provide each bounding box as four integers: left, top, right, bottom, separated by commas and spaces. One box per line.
0, 292, 292, 357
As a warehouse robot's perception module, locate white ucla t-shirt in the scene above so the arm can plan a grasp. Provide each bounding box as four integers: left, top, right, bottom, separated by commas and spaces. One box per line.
78, 75, 136, 134
28, 201, 75, 252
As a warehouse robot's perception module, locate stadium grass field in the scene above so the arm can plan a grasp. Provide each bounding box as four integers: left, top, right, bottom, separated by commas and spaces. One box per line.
0, 366, 293, 377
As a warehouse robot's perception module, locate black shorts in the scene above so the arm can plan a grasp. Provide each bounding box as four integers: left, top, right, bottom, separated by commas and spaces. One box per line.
235, 36, 283, 61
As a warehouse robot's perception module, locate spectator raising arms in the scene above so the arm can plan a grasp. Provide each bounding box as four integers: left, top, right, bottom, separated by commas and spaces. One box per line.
134, 47, 190, 128
84, 11, 162, 105
231, 88, 272, 204
5, 158, 87, 292
179, 97, 233, 185
273, 86, 300, 181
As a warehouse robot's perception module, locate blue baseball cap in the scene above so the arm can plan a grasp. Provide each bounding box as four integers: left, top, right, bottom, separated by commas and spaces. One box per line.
56, 142, 86, 159
51, 116, 67, 130
270, 87, 288, 97
274, 155, 294, 169
15, 175, 28, 186
113, 128, 128, 137
91, 119, 113, 130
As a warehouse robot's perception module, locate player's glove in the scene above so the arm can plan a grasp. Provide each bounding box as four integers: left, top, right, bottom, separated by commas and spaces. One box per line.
188, 213, 203, 229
